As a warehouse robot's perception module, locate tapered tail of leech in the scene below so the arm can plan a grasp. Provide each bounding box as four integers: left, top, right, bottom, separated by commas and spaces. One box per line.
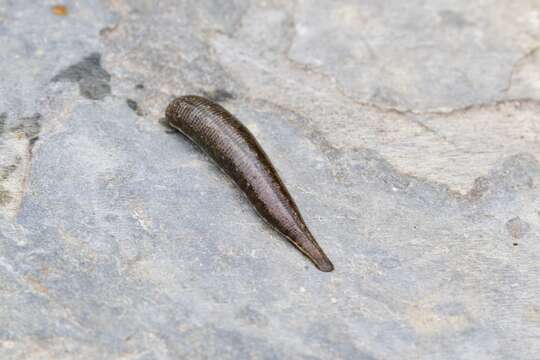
293, 230, 334, 272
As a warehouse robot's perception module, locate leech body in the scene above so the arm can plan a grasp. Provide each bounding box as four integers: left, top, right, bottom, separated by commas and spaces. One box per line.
166, 95, 334, 272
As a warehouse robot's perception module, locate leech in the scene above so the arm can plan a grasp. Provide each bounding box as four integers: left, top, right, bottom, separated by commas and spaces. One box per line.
166, 96, 334, 272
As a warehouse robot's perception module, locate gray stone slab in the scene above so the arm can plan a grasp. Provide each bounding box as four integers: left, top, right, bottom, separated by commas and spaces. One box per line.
0, 1, 539, 359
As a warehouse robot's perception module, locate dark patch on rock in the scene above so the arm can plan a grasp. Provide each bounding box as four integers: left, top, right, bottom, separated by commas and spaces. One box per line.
380, 257, 401, 270
135, 83, 145, 90
202, 89, 235, 102
52, 53, 111, 100
104, 214, 119, 223
506, 217, 530, 239
126, 99, 143, 116
0, 164, 17, 181
439, 10, 472, 27
235, 306, 269, 328
467, 176, 489, 200
0, 188, 12, 205
79, 77, 111, 100
126, 99, 138, 111
0, 112, 6, 135
29, 136, 39, 147
467, 153, 540, 201
501, 154, 538, 190
99, 24, 118, 37
13, 113, 41, 140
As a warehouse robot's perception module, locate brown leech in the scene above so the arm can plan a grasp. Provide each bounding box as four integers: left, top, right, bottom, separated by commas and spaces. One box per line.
166, 96, 334, 272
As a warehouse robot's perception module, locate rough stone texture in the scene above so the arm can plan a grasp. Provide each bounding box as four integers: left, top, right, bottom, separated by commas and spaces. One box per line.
0, 1, 539, 359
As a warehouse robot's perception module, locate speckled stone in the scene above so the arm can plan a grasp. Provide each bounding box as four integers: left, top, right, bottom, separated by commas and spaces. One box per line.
0, 1, 539, 359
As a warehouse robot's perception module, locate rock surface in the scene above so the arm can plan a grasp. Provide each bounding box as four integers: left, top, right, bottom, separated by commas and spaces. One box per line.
1, 1, 539, 359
